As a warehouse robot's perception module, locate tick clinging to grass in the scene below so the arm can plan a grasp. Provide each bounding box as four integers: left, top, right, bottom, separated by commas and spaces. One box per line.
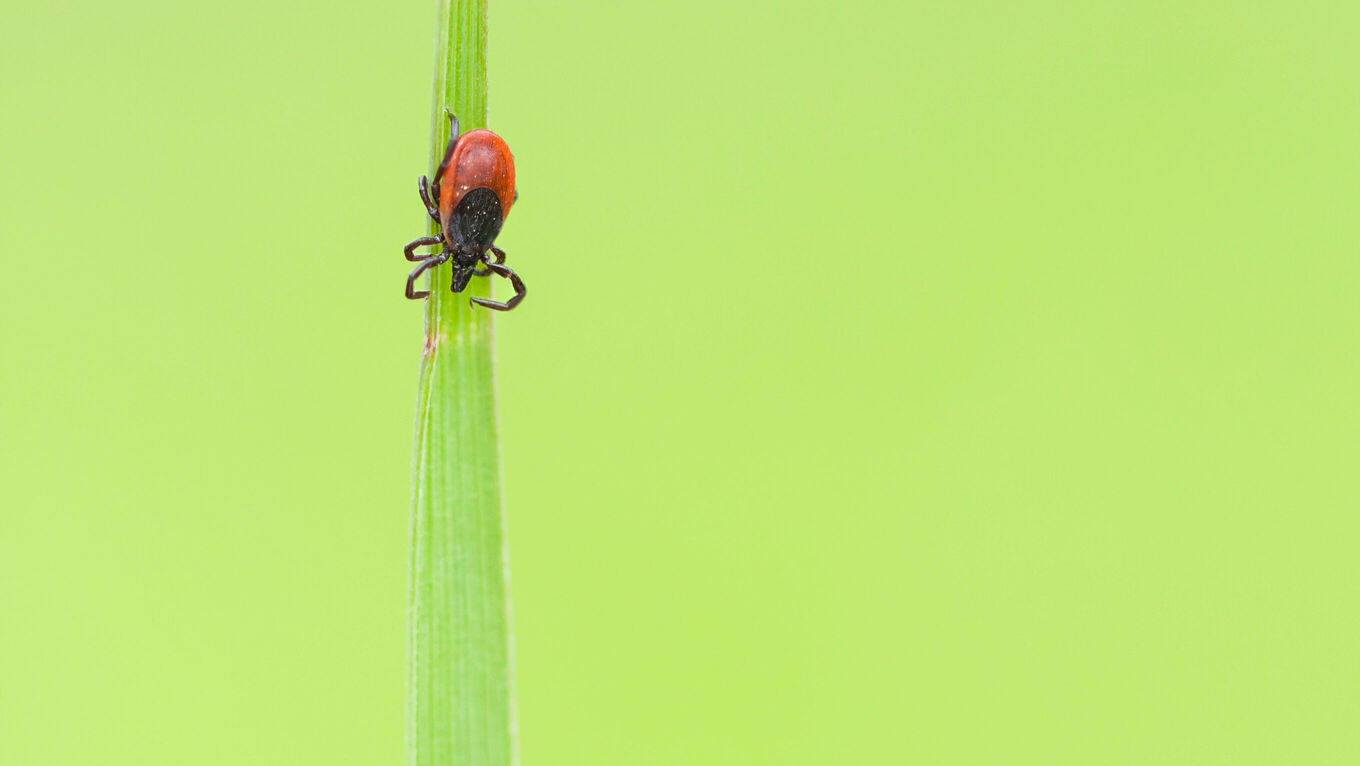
404, 109, 526, 310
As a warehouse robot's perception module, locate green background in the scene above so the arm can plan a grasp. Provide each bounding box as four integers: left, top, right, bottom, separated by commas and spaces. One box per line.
3, 1, 1358, 763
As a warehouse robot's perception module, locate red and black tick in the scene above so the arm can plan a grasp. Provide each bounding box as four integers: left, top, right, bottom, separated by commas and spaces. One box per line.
404, 109, 526, 310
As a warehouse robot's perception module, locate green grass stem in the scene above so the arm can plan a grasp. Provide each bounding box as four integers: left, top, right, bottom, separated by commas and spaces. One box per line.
408, 1, 517, 764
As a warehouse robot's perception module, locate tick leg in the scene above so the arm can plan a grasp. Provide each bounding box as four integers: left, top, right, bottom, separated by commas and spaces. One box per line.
404, 235, 444, 262
418, 176, 440, 224
406, 253, 449, 300
404, 235, 448, 299
471, 246, 506, 277
444, 108, 459, 142
431, 109, 462, 202
469, 261, 527, 311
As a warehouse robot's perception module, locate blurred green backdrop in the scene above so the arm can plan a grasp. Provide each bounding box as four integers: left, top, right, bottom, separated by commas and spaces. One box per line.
3, 1, 1359, 763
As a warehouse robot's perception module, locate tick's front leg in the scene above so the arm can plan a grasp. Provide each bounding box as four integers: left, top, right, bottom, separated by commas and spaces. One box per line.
404, 235, 444, 262
469, 261, 526, 311
405, 252, 450, 300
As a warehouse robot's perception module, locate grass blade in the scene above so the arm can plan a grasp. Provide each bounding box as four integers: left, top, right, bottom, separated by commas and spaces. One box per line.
408, 1, 516, 764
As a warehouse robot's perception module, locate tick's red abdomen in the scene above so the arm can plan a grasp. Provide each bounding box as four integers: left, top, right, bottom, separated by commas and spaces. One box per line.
437, 129, 516, 226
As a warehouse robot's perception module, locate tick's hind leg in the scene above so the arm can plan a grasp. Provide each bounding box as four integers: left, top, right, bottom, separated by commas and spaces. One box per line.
406, 253, 449, 300
444, 108, 459, 142
469, 261, 527, 311
418, 176, 440, 224
431, 108, 462, 202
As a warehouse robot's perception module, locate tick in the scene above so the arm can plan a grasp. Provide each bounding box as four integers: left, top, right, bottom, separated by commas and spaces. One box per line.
404, 109, 526, 310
